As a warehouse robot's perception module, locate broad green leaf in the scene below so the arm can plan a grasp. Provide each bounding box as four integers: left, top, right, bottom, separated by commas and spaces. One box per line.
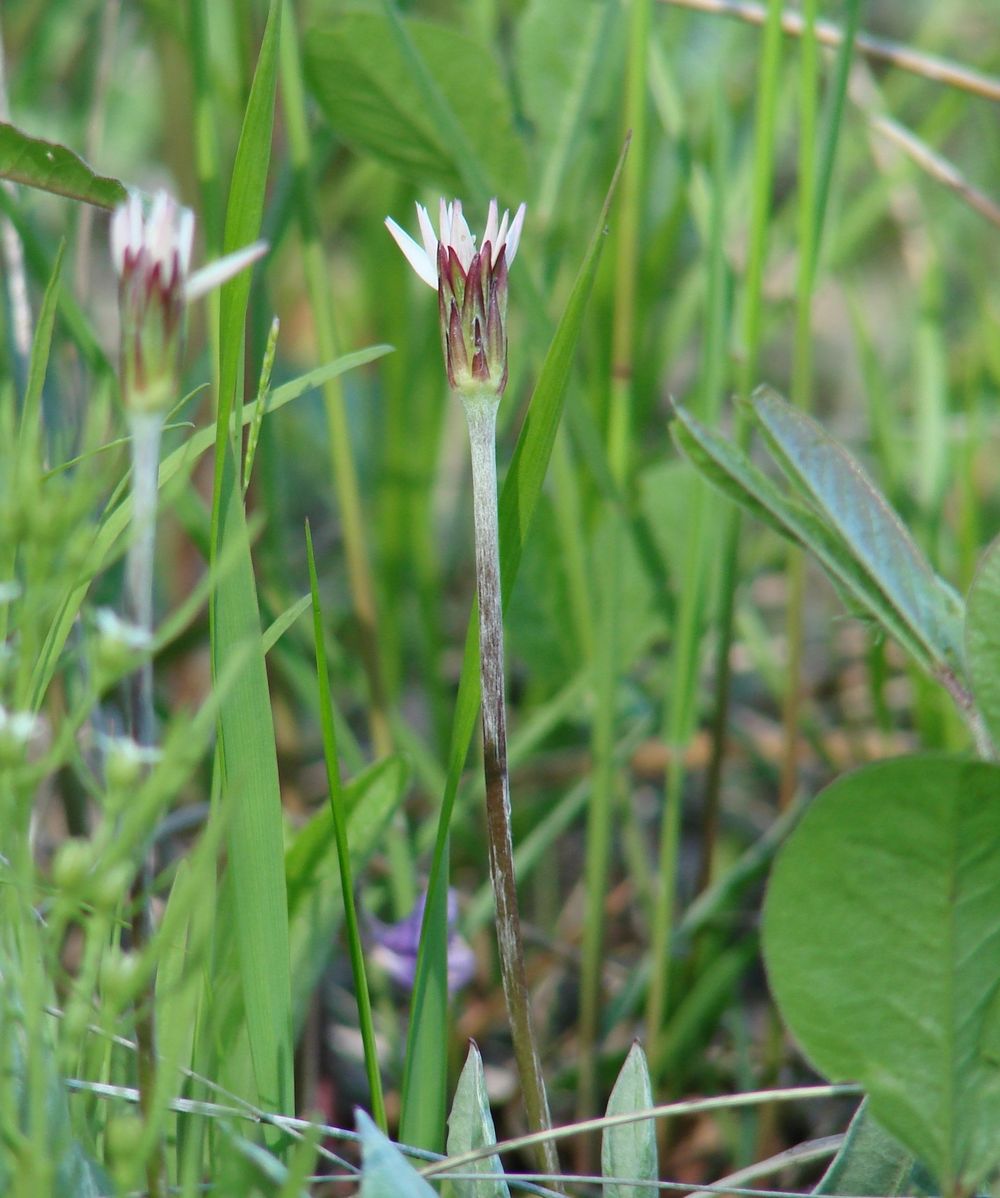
816, 1100, 935, 1196
0, 121, 126, 208
303, 14, 526, 199
749, 386, 965, 672
965, 534, 1000, 749
357, 1110, 438, 1198
446, 1043, 510, 1198
763, 756, 1000, 1194
670, 404, 936, 669
399, 143, 629, 1151
601, 1043, 657, 1198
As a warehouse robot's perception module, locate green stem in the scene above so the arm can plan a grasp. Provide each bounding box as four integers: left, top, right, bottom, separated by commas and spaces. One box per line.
462, 391, 559, 1185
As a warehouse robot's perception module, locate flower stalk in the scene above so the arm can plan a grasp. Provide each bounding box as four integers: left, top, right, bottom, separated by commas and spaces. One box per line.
463, 387, 558, 1176
387, 200, 559, 1179
110, 189, 266, 1198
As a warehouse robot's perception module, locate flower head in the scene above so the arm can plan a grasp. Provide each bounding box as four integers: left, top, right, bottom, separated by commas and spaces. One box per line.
385, 198, 525, 396
111, 190, 267, 414
0, 705, 44, 765
367, 888, 476, 995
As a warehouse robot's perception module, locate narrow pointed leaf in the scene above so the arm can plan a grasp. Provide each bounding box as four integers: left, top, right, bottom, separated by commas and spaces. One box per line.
357, 1110, 438, 1198
17, 239, 64, 455
213, 450, 293, 1115
601, 1042, 657, 1198
0, 121, 126, 208
446, 1044, 510, 1198
749, 386, 965, 672
670, 404, 935, 669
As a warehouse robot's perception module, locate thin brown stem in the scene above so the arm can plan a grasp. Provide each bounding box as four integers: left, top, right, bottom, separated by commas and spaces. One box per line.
462, 391, 560, 1187
657, 0, 1000, 104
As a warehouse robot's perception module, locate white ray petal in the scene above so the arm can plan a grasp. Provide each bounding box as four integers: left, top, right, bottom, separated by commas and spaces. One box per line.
482, 199, 499, 252
416, 203, 438, 264
450, 201, 476, 270
504, 203, 527, 266
147, 192, 173, 269
385, 217, 437, 288
493, 209, 510, 265
111, 203, 130, 276
176, 206, 196, 276
184, 240, 269, 302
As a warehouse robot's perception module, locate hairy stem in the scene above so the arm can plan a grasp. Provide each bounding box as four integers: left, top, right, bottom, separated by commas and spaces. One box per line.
462, 392, 560, 1184
124, 409, 165, 1198
125, 412, 162, 749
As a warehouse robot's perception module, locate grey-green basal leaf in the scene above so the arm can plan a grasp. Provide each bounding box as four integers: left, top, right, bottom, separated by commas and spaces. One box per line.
602, 1042, 657, 1198
446, 1043, 510, 1198
357, 1110, 438, 1198
748, 386, 965, 673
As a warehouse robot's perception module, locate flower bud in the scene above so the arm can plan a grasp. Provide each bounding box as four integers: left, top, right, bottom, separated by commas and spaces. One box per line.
112, 192, 193, 415
386, 198, 525, 397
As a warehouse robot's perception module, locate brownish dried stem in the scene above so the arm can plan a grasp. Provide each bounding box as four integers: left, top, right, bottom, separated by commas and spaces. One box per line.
462, 391, 561, 1187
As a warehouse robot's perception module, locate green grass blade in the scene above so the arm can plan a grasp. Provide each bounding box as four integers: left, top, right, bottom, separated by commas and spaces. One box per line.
210, 0, 280, 530
212, 447, 293, 1117
206, 0, 289, 1125
398, 142, 628, 1151
16, 238, 63, 455
304, 521, 386, 1130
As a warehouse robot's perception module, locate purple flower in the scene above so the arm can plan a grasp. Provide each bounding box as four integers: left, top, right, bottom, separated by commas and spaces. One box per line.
367, 888, 476, 995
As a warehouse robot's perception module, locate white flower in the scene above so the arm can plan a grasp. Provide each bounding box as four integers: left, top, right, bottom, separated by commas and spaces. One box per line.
385, 198, 526, 394
0, 704, 44, 763
94, 608, 153, 653
384, 198, 526, 290
111, 191, 195, 290
111, 189, 268, 412
111, 190, 268, 303
0, 706, 43, 744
